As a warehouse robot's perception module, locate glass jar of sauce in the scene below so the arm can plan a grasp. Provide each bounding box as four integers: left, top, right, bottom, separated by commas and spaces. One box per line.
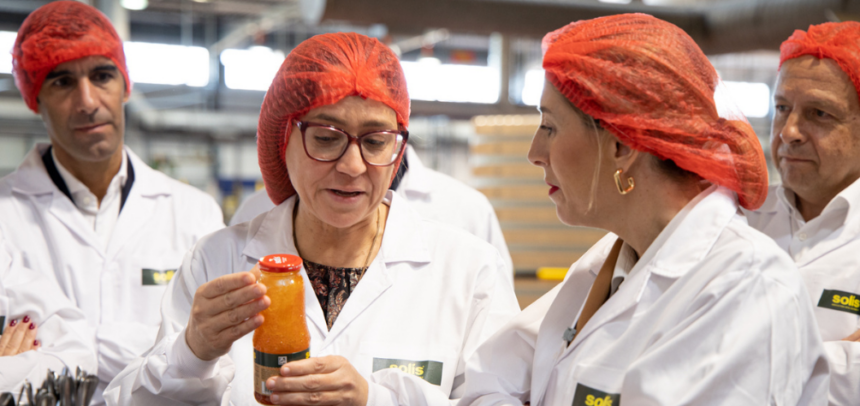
253, 254, 310, 405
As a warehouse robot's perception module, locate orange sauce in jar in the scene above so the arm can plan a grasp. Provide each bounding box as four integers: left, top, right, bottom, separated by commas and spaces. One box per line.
253, 254, 310, 405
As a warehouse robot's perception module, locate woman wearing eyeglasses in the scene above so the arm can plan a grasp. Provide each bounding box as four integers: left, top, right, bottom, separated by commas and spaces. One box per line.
105, 33, 519, 406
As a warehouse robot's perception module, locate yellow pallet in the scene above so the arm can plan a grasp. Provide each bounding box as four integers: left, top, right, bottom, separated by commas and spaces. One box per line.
536, 267, 569, 281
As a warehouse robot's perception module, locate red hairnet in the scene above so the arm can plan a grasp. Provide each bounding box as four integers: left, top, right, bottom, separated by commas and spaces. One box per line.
779, 21, 860, 104
258, 32, 410, 205
12, 1, 131, 113
542, 13, 768, 210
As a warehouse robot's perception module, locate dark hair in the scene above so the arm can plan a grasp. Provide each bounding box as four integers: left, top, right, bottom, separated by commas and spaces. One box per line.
654, 155, 701, 182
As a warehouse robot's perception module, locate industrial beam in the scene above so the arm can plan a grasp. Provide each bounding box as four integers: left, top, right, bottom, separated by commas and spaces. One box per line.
318, 0, 843, 54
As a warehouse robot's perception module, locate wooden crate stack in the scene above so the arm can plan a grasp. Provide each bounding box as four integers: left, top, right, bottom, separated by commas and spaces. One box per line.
471, 115, 606, 275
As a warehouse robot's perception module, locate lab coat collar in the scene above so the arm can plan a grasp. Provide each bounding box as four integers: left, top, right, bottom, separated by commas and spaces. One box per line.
772, 178, 860, 230
642, 185, 738, 279
106, 148, 176, 257
11, 143, 169, 199
241, 191, 432, 266
9, 144, 175, 257
577, 185, 736, 281
398, 145, 433, 196
573, 186, 738, 346
532, 186, 739, 405
778, 178, 860, 267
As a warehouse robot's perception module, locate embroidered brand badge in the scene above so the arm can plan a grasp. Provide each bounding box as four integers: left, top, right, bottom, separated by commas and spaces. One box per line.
572, 383, 620, 406
817, 289, 860, 316
141, 268, 176, 286
372, 358, 443, 385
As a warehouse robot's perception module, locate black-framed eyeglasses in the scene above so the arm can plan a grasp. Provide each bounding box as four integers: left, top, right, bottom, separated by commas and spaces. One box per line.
296, 121, 408, 166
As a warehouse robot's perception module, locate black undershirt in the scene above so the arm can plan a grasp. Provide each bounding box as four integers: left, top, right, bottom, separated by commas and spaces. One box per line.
41, 145, 135, 212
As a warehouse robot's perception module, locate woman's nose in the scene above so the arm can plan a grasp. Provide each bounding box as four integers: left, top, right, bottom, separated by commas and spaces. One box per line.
528, 132, 548, 167
335, 142, 367, 176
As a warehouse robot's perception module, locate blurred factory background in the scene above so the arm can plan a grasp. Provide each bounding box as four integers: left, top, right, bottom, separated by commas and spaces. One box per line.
1, 0, 857, 299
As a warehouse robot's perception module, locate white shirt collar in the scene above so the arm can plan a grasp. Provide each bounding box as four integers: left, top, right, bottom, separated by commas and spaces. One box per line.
49, 147, 129, 250
51, 147, 128, 211
778, 176, 860, 230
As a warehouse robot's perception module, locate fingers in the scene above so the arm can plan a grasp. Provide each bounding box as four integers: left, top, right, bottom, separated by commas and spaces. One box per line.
4, 317, 30, 356
197, 272, 257, 300
186, 298, 268, 361
0, 318, 17, 356
843, 328, 860, 342
267, 356, 368, 406
266, 356, 351, 392
270, 390, 340, 405
250, 264, 262, 281
17, 321, 38, 354
202, 281, 267, 318
0, 317, 37, 357
280, 356, 344, 378
212, 296, 271, 333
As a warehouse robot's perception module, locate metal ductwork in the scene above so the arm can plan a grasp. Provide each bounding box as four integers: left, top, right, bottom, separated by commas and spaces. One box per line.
316, 0, 853, 54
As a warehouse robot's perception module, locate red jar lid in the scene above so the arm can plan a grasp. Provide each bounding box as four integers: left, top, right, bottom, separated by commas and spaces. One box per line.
259, 254, 303, 273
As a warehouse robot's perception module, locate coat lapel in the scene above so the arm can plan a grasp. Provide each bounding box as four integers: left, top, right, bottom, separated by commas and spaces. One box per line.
529, 235, 613, 406
11, 144, 104, 255
105, 150, 168, 259
241, 196, 331, 340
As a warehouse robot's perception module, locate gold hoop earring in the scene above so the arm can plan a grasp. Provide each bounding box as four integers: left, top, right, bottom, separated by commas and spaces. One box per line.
614, 169, 635, 195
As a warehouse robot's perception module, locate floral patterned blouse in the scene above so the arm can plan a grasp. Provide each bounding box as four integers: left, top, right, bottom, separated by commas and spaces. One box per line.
304, 260, 367, 330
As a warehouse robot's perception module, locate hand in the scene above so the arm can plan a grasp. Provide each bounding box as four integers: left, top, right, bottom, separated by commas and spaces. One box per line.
185, 271, 270, 361
842, 328, 860, 342
266, 355, 369, 406
0, 316, 40, 356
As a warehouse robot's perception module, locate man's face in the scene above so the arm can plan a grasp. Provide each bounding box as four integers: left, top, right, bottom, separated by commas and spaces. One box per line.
37, 55, 129, 163
772, 56, 860, 203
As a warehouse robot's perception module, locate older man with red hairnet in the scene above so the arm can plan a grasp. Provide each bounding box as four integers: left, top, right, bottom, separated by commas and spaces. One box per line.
745, 21, 860, 406
0, 1, 224, 402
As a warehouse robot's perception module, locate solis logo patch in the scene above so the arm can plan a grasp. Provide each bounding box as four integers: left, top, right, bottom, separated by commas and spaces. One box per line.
141, 268, 176, 286
818, 289, 860, 316
572, 383, 620, 406
372, 358, 443, 386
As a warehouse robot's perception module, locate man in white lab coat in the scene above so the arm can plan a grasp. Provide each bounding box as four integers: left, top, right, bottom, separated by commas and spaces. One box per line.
745, 22, 860, 406
0, 231, 97, 396
231, 144, 514, 279
0, 2, 224, 402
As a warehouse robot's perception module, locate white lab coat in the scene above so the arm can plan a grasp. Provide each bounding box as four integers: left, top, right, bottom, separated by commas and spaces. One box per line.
0, 233, 96, 394
230, 145, 514, 280
0, 143, 224, 403
745, 180, 860, 406
104, 191, 520, 406
460, 186, 830, 406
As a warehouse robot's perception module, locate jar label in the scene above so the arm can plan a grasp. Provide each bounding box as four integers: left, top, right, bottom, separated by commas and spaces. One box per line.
254, 348, 310, 396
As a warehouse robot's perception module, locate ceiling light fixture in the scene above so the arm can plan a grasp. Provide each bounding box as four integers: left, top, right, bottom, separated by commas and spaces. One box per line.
120, 0, 148, 11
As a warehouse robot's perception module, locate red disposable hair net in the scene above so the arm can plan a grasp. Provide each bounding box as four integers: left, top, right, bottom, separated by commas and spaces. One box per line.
258, 32, 410, 205
542, 13, 768, 210
12, 1, 131, 113
779, 21, 860, 104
